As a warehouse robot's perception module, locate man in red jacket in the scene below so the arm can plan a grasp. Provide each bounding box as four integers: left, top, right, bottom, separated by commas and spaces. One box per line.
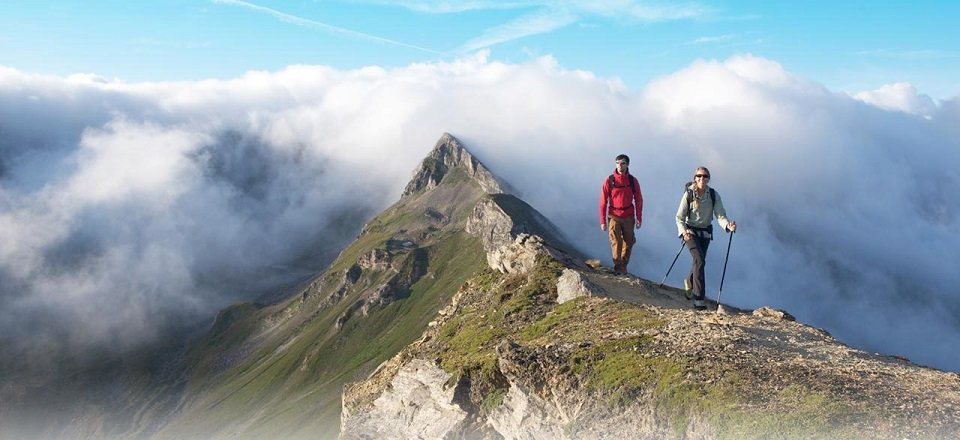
599, 154, 643, 275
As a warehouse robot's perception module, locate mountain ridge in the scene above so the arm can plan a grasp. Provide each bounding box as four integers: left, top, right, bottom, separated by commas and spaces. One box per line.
2, 133, 958, 440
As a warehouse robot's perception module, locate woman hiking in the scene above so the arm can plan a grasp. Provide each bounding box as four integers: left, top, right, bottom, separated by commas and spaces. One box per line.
675, 166, 736, 310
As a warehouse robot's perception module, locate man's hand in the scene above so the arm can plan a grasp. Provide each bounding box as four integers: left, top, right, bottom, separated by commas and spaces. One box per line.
683, 230, 693, 241
635, 221, 642, 230
727, 221, 737, 233
601, 223, 607, 232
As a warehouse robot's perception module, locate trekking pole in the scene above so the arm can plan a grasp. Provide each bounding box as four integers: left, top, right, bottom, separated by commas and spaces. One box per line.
658, 240, 686, 288
716, 230, 734, 314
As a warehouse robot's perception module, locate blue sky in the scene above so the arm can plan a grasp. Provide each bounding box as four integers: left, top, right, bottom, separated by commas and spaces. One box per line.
2, 0, 958, 99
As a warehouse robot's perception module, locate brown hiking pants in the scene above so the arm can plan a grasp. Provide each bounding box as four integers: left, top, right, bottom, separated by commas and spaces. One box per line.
607, 215, 636, 274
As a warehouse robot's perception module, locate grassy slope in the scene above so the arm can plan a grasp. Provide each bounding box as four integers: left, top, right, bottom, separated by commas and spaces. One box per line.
152, 167, 488, 440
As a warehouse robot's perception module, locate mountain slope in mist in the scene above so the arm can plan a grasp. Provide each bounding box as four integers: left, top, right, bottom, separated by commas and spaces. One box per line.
147, 133, 513, 440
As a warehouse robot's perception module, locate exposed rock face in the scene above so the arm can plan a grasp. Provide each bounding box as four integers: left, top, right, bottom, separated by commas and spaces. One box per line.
340, 359, 468, 440
483, 233, 546, 274
402, 133, 507, 197
556, 268, 603, 303
489, 340, 696, 440
466, 194, 581, 274
465, 196, 519, 254
357, 248, 429, 316
335, 248, 429, 329
357, 248, 393, 272
488, 341, 580, 439
752, 306, 796, 321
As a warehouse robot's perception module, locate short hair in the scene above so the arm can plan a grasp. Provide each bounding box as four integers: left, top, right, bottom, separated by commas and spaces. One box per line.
615, 154, 630, 164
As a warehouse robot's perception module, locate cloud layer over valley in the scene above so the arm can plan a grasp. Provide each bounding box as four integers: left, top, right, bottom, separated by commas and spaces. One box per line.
1, 53, 958, 370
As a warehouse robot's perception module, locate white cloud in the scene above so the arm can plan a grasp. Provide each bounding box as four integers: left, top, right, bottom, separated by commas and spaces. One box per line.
641, 55, 816, 127
1, 54, 959, 373
854, 82, 937, 117
69, 120, 206, 204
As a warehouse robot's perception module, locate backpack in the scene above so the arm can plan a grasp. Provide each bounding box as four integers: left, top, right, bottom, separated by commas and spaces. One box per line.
685, 182, 716, 214
608, 174, 637, 195
684, 183, 717, 239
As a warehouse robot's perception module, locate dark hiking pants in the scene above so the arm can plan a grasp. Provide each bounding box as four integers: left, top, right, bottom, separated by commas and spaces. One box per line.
685, 234, 711, 300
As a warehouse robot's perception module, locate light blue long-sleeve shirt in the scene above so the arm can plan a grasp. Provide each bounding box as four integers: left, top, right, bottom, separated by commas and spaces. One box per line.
675, 186, 730, 237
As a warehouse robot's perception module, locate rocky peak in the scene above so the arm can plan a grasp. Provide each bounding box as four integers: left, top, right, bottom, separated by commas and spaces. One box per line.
398, 133, 580, 276
402, 133, 508, 197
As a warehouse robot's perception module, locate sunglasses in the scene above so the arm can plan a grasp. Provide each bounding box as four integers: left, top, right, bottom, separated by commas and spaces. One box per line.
695, 174, 710, 179
616, 161, 629, 165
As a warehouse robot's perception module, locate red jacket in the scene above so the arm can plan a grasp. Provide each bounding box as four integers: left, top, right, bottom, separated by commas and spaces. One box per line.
600, 170, 643, 225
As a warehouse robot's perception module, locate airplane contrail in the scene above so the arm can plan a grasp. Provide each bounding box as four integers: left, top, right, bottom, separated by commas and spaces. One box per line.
212, 0, 442, 54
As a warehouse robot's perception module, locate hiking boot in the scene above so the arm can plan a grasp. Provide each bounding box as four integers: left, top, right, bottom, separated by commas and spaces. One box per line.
683, 279, 693, 300
693, 299, 707, 310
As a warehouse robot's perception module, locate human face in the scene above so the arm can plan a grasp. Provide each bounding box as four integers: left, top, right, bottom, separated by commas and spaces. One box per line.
616, 160, 629, 174
694, 171, 710, 189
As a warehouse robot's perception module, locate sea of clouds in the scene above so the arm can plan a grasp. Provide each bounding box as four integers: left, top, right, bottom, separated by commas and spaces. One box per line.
1, 52, 958, 370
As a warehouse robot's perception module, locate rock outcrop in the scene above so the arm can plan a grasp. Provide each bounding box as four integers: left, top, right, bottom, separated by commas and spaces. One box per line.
340, 359, 468, 440
556, 268, 603, 303
465, 194, 582, 274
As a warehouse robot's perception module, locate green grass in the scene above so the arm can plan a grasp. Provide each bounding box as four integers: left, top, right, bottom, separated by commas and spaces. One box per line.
700, 381, 865, 440
428, 254, 570, 414
498, 292, 866, 439
481, 387, 508, 412
156, 233, 486, 440
519, 298, 664, 344
184, 302, 262, 379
